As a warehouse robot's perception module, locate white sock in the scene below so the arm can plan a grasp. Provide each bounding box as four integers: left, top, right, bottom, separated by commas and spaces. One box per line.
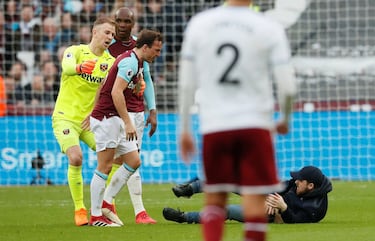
103, 164, 135, 204
127, 168, 145, 216
90, 171, 107, 217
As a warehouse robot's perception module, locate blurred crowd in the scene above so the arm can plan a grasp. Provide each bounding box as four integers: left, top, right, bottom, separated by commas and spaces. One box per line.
0, 0, 224, 115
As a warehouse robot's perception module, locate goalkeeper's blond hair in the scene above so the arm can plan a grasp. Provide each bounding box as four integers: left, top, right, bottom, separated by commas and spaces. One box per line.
92, 16, 116, 30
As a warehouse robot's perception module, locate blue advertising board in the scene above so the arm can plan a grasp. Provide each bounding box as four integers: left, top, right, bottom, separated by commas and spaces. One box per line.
0, 112, 374, 185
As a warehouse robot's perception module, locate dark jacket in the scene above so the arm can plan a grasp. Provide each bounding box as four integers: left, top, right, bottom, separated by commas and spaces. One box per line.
277, 177, 332, 223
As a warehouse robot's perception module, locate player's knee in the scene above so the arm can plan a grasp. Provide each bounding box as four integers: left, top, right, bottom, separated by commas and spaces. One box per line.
124, 156, 141, 170
134, 158, 141, 169
131, 155, 141, 169
66, 148, 83, 166
69, 156, 83, 166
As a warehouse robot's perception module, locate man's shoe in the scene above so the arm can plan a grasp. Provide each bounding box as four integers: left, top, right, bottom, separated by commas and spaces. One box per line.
74, 208, 88, 226
135, 211, 157, 224
162, 207, 187, 223
102, 200, 124, 226
172, 183, 194, 198
89, 215, 121, 227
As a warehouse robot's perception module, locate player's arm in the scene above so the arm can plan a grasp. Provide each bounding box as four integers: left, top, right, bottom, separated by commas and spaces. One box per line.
274, 63, 296, 130
178, 55, 197, 163
178, 25, 198, 135
112, 75, 136, 141
271, 27, 297, 134
61, 46, 80, 75
143, 62, 157, 136
112, 59, 137, 140
179, 58, 196, 132
178, 20, 199, 164
143, 62, 156, 111
61, 45, 97, 76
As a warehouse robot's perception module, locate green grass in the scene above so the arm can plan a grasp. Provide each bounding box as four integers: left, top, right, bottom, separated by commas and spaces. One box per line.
0, 181, 374, 241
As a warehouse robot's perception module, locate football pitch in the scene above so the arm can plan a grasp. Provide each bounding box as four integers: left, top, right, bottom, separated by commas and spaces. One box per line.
0, 181, 374, 241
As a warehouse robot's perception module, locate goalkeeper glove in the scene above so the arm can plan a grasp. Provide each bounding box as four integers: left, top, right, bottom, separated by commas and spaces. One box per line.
133, 80, 146, 97
76, 59, 97, 74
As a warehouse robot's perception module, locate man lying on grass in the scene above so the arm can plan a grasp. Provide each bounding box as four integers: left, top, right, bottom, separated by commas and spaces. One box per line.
163, 166, 332, 224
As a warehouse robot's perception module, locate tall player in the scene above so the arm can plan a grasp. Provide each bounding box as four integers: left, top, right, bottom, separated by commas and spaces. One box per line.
178, 1, 297, 241
89, 29, 163, 227
52, 16, 116, 226
106, 7, 157, 224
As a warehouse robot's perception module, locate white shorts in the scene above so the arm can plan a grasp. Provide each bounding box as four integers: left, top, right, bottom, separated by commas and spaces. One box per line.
129, 111, 145, 149
90, 116, 138, 158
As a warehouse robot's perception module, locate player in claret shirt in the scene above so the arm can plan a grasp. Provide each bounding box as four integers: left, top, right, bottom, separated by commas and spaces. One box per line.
88, 29, 162, 227
107, 7, 157, 224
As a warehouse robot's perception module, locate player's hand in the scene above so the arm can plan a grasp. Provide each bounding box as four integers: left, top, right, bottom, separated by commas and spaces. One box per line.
125, 123, 137, 141
76, 59, 97, 74
179, 131, 195, 164
81, 115, 91, 131
145, 109, 157, 137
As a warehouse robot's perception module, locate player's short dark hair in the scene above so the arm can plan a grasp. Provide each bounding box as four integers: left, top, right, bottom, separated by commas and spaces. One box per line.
136, 29, 163, 48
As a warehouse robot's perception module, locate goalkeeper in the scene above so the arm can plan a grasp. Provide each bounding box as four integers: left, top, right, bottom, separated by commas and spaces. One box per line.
52, 16, 116, 226
163, 166, 332, 224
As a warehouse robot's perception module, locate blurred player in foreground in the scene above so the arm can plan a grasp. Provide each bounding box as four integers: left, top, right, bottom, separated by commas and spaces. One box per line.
178, 0, 297, 240
164, 166, 332, 224
106, 7, 157, 224
89, 29, 163, 227
52, 16, 116, 226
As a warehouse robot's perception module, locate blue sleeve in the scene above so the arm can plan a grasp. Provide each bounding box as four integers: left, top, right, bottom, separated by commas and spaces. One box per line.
118, 56, 138, 82
143, 62, 156, 110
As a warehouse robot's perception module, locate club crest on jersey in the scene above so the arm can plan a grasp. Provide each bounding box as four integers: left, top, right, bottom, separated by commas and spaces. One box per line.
63, 129, 70, 135
100, 63, 108, 72
66, 52, 73, 58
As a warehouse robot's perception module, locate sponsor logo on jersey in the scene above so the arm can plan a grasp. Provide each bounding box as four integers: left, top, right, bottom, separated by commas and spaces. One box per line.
80, 73, 104, 83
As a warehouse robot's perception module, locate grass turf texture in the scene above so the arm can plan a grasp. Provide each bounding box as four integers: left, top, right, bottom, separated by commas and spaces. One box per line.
0, 181, 374, 241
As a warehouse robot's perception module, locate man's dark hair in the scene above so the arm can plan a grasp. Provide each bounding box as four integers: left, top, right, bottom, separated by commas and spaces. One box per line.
136, 29, 163, 48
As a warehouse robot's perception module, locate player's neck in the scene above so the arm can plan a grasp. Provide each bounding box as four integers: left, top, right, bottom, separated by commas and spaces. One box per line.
133, 48, 144, 62
226, 0, 252, 6
116, 34, 131, 43
88, 42, 104, 56
118, 36, 134, 48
